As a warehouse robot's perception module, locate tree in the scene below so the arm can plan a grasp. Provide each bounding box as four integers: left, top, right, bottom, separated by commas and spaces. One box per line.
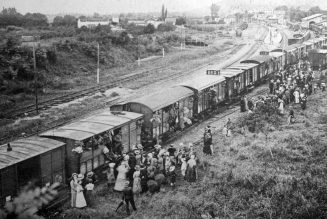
157, 23, 176, 32
52, 16, 64, 26
210, 4, 220, 20
308, 6, 322, 16
161, 4, 168, 22
274, 5, 288, 11
175, 17, 186, 26
143, 24, 155, 34
23, 13, 48, 27
0, 7, 24, 27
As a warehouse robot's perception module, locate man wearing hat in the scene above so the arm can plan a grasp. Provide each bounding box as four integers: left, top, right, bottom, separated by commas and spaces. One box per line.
167, 144, 176, 164
115, 182, 137, 215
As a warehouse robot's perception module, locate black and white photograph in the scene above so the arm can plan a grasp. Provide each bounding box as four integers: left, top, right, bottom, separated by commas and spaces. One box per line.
0, 0, 327, 218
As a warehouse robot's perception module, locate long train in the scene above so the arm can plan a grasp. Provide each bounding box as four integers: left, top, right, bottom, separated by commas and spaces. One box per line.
0, 34, 326, 207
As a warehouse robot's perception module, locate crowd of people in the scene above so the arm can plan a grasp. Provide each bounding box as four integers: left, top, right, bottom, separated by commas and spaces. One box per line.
92, 141, 199, 214
240, 59, 325, 121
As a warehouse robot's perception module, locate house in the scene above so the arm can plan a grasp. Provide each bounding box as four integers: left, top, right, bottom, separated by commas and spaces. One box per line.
128, 19, 146, 26
112, 17, 120, 24
77, 18, 110, 28
146, 20, 164, 29
224, 15, 236, 25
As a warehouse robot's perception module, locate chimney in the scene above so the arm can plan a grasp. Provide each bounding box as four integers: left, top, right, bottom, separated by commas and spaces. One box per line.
7, 143, 12, 152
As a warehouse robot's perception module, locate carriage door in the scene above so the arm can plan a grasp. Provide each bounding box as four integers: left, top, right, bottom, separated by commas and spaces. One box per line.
18, 157, 41, 188
121, 124, 130, 152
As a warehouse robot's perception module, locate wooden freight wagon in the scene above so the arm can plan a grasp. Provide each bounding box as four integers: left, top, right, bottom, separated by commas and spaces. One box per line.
227, 63, 259, 89
180, 71, 226, 115
111, 87, 194, 146
41, 111, 143, 178
0, 136, 66, 207
241, 54, 273, 82
219, 69, 245, 99
308, 49, 327, 70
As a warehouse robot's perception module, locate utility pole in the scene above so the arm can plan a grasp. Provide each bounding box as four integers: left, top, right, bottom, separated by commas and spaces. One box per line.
33, 43, 38, 114
97, 42, 100, 84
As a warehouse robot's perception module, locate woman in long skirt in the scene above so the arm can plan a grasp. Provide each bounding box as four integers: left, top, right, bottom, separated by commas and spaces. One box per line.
132, 165, 142, 195
70, 173, 78, 208
114, 163, 130, 192
185, 155, 197, 182
75, 175, 87, 208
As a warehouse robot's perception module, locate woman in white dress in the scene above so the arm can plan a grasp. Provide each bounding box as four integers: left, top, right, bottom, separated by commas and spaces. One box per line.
75, 174, 87, 208
294, 89, 300, 104
114, 162, 130, 192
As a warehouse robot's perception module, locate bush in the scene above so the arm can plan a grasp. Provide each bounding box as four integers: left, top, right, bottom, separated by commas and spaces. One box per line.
143, 24, 155, 34
157, 23, 176, 32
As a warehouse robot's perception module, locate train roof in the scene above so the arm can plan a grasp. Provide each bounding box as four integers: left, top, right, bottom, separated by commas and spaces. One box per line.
0, 136, 65, 169
284, 43, 303, 52
220, 69, 244, 78
40, 111, 143, 141
180, 74, 225, 91
227, 63, 258, 70
303, 41, 314, 46
269, 51, 284, 57
241, 55, 272, 64
122, 87, 193, 112
309, 49, 327, 54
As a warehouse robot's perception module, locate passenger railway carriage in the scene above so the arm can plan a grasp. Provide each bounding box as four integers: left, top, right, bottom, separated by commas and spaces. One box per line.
41, 111, 143, 178
1, 32, 326, 208
180, 72, 226, 116
110, 87, 194, 146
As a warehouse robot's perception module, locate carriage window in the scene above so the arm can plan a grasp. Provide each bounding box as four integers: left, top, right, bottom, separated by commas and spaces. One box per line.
249, 70, 253, 83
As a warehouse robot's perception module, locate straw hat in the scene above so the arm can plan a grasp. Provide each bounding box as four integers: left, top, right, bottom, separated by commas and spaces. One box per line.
72, 173, 78, 178
77, 174, 84, 180
109, 163, 115, 168
87, 171, 94, 178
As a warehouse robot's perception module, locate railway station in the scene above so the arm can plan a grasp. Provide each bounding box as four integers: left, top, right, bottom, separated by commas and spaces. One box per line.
1, 1, 327, 218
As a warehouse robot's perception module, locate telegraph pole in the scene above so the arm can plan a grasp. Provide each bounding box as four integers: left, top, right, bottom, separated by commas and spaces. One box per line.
97, 42, 100, 84
33, 43, 38, 114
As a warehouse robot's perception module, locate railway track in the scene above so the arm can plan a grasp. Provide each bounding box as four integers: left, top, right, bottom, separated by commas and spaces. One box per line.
0, 25, 269, 144
2, 43, 247, 119
3, 25, 270, 119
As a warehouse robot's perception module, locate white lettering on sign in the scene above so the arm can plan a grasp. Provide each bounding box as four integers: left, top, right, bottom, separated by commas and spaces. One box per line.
206, 70, 220, 75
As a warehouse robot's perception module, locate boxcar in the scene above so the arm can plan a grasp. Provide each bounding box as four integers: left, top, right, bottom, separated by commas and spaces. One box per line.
241, 54, 273, 82
303, 41, 314, 54
180, 72, 226, 115
110, 87, 194, 146
0, 136, 66, 206
227, 63, 260, 88
219, 69, 245, 98
308, 49, 327, 70
41, 111, 143, 178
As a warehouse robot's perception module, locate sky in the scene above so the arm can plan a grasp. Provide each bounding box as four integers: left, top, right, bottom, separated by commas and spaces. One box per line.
0, 0, 326, 15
